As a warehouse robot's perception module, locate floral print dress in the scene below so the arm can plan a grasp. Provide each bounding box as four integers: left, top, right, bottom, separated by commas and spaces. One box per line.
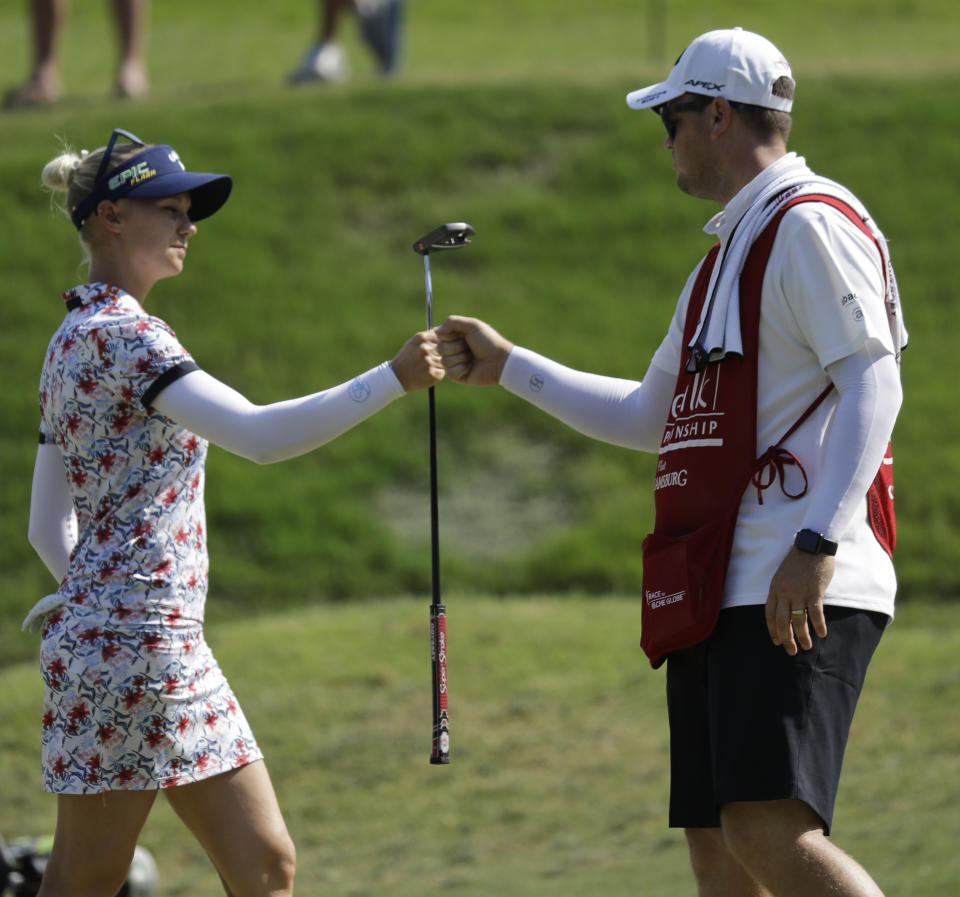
36, 283, 262, 793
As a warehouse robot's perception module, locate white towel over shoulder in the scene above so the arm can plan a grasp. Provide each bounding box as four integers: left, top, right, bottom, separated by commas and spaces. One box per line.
690, 153, 907, 368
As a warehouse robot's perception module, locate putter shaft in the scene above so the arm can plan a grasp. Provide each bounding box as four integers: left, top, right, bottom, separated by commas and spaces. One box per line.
423, 254, 434, 328
424, 252, 441, 605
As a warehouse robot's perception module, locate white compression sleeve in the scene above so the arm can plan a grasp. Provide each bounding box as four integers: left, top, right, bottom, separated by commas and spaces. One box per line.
28, 443, 78, 581
802, 341, 902, 540
152, 363, 406, 464
499, 346, 674, 452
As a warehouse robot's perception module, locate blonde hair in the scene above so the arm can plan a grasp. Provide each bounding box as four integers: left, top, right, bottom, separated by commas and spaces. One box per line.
41, 140, 149, 238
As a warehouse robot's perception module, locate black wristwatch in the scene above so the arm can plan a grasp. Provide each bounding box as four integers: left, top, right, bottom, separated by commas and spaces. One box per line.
794, 528, 838, 556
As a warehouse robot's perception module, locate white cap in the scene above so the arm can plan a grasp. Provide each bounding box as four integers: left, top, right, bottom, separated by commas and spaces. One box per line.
626, 28, 794, 113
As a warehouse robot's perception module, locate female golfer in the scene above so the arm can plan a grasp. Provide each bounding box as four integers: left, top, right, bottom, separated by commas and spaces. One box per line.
26, 127, 443, 897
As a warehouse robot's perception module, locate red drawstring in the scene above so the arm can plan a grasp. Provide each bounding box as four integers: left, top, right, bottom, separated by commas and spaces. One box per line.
751, 446, 809, 504
749, 383, 831, 504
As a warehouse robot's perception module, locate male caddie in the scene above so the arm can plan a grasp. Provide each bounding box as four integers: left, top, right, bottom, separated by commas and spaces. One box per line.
436, 27, 905, 897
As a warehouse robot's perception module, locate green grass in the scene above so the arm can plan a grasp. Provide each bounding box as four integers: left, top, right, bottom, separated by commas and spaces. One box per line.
2, 597, 958, 896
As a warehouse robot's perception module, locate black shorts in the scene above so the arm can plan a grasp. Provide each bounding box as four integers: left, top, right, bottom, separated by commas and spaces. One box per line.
665, 604, 887, 834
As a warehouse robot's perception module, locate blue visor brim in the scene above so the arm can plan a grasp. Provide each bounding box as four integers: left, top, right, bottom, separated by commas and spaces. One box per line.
70, 143, 233, 229
123, 169, 233, 222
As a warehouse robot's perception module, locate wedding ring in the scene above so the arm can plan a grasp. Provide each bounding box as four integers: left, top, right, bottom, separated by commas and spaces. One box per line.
791, 609, 807, 616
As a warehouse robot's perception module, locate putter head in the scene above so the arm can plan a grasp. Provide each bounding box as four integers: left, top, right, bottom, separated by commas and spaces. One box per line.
413, 222, 475, 255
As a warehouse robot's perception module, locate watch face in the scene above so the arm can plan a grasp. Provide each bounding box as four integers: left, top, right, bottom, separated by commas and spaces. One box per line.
795, 529, 838, 555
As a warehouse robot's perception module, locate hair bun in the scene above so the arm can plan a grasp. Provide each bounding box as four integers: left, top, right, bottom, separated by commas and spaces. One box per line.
41, 151, 85, 193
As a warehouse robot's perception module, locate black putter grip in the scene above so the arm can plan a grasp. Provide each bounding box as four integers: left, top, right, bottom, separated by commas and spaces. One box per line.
430, 603, 450, 764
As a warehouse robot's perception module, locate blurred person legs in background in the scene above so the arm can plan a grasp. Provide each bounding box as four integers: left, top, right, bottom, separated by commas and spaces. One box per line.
288, 0, 403, 84
4, 0, 149, 108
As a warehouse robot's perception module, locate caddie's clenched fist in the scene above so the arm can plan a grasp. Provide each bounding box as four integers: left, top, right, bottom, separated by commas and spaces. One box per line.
435, 315, 514, 387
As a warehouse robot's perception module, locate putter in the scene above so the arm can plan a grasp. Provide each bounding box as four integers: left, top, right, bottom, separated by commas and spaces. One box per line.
413, 221, 474, 764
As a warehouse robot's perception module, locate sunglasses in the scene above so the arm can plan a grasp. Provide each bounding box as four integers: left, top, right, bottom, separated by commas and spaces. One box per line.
657, 95, 714, 141
93, 127, 147, 184
71, 127, 149, 230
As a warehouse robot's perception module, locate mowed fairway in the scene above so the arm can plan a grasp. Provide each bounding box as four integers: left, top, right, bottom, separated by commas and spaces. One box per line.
1, 1, 959, 894
2, 599, 959, 895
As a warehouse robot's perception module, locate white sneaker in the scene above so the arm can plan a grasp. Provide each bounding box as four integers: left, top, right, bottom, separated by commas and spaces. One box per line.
288, 42, 348, 84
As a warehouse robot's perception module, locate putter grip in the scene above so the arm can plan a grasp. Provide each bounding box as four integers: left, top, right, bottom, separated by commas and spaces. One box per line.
430, 603, 450, 764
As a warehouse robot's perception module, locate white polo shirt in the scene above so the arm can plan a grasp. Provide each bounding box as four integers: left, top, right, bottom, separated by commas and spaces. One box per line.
650, 169, 898, 617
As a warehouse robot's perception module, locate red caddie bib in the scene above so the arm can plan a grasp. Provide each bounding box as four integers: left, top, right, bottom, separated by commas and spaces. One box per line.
640, 194, 896, 667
